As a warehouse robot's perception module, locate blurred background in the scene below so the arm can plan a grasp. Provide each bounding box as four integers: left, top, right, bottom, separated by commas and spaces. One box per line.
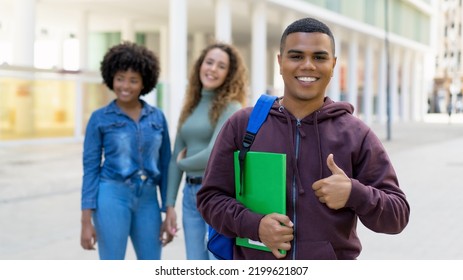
1, 0, 463, 260
0, 0, 461, 144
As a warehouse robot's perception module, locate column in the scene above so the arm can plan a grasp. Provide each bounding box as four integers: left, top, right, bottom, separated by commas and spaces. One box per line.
273, 13, 296, 96
159, 26, 169, 81
78, 10, 89, 71
390, 46, 399, 122
121, 18, 135, 42
411, 54, 421, 121
12, 0, 36, 135
267, 48, 276, 94
12, 0, 35, 67
328, 26, 342, 102
75, 78, 84, 139
168, 0, 188, 133
56, 33, 64, 70
347, 34, 358, 114
191, 32, 206, 66
376, 44, 387, 123
215, 0, 232, 43
412, 54, 426, 121
251, 0, 267, 103
158, 25, 169, 110
400, 50, 411, 121
362, 39, 374, 125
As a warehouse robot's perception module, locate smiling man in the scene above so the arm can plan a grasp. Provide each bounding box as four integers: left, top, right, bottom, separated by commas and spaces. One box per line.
197, 17, 410, 260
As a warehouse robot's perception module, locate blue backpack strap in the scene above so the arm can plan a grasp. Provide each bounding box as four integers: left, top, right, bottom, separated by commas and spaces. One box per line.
246, 94, 277, 134
238, 94, 277, 195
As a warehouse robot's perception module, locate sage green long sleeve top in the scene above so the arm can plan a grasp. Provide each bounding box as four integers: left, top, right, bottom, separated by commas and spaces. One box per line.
165, 89, 242, 207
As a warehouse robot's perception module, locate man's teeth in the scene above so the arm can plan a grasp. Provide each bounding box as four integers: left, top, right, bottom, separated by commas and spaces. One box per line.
297, 77, 317, 82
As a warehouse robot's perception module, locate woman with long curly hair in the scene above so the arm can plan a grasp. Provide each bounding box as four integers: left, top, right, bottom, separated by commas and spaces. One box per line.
161, 42, 248, 259
80, 42, 172, 259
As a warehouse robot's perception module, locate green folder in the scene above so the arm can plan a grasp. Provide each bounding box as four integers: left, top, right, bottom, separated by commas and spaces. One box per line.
234, 150, 286, 252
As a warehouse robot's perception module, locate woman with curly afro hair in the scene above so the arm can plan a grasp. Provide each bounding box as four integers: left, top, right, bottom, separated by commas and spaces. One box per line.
161, 42, 248, 259
80, 41, 172, 259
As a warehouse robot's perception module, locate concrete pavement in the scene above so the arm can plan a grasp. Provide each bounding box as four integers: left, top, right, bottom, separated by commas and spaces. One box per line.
1, 114, 463, 260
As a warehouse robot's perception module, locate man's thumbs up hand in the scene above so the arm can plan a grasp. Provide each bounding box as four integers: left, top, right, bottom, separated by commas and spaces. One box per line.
327, 153, 345, 175
312, 154, 352, 210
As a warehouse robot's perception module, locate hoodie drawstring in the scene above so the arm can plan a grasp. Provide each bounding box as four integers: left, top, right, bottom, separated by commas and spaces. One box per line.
314, 112, 324, 179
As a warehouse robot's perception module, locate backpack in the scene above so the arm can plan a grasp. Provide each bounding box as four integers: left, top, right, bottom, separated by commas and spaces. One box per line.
207, 94, 277, 260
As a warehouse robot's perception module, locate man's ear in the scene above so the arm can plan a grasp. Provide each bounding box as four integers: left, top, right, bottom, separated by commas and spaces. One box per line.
331, 56, 337, 77
277, 53, 282, 75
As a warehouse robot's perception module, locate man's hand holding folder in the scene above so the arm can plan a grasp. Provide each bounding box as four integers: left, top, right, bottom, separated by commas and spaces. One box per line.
258, 213, 294, 259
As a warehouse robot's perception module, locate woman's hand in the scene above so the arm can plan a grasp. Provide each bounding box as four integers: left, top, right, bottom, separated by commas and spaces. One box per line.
80, 209, 97, 250
160, 206, 179, 246
177, 148, 187, 163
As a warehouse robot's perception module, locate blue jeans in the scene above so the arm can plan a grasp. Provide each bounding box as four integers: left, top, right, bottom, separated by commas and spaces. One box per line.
93, 178, 162, 260
182, 183, 216, 260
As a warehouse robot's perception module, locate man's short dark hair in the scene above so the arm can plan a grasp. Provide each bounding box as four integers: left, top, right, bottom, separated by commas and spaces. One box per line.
280, 17, 335, 55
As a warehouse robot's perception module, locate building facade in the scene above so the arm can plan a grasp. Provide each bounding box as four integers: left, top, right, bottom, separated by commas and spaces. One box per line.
433, 0, 463, 114
0, 0, 437, 145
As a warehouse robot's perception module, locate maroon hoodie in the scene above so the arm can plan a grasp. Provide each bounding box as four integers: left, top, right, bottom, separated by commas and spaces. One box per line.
197, 97, 410, 260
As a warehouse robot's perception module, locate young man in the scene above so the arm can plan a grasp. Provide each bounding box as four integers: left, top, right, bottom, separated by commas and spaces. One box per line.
196, 17, 410, 260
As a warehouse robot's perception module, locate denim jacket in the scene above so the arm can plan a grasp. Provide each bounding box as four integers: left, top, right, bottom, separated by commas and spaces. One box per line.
81, 100, 171, 211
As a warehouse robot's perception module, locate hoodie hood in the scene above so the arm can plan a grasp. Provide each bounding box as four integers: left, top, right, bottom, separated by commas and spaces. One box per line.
311, 97, 354, 122
270, 96, 354, 123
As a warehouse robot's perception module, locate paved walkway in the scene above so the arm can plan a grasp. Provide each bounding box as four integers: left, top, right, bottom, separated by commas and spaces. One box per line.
1, 114, 463, 260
